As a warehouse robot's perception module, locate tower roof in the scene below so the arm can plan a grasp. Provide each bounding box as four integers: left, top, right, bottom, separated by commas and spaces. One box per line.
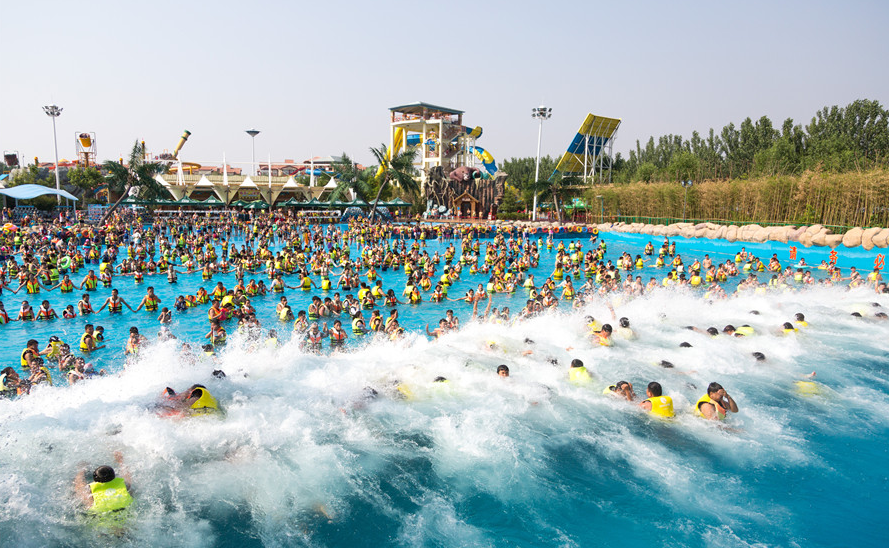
388, 102, 464, 116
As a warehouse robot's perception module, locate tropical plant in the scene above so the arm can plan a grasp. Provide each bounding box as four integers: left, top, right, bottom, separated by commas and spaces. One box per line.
100, 141, 167, 224
529, 172, 582, 223
368, 144, 419, 222
327, 153, 373, 203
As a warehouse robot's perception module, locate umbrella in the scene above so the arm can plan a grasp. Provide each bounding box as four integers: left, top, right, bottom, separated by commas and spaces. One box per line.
202, 196, 224, 206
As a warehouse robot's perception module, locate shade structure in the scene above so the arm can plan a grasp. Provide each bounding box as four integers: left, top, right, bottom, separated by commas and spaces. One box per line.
278, 197, 302, 207
386, 197, 412, 207
176, 196, 203, 205
202, 195, 224, 206
230, 200, 247, 207
303, 197, 325, 208
345, 198, 369, 207
0, 184, 78, 201
244, 200, 268, 209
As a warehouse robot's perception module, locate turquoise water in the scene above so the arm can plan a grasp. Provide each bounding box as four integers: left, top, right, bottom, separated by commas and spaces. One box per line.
0, 227, 887, 547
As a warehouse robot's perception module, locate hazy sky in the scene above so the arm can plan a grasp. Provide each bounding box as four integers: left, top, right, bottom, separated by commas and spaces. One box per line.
2, 0, 887, 170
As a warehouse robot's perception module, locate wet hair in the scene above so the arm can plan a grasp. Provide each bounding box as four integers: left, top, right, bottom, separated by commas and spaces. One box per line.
433, 376, 447, 383
658, 360, 675, 369
619, 317, 630, 328
647, 382, 663, 397
93, 465, 115, 483
496, 364, 510, 374
752, 352, 766, 361
602, 324, 613, 333
749, 310, 761, 315
782, 322, 794, 329
679, 342, 693, 348
212, 370, 227, 378
876, 312, 888, 319
706, 327, 719, 336
722, 325, 735, 333
851, 312, 862, 318
795, 313, 805, 321
706, 382, 724, 395
524, 338, 535, 345
570, 359, 584, 368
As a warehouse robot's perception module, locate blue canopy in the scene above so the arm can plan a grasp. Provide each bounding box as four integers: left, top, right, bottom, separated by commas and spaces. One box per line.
0, 184, 78, 201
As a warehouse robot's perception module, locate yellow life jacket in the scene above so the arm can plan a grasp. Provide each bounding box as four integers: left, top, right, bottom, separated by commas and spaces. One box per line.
569, 366, 591, 384
645, 396, 675, 418
20, 348, 33, 368
80, 333, 92, 352
144, 296, 159, 311
88, 477, 134, 514
695, 394, 726, 420
189, 387, 219, 414
735, 325, 755, 336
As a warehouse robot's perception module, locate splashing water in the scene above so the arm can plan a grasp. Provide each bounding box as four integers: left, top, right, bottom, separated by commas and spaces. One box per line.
0, 231, 887, 547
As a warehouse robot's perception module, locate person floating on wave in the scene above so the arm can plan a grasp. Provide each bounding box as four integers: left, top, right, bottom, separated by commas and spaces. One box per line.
695, 382, 738, 420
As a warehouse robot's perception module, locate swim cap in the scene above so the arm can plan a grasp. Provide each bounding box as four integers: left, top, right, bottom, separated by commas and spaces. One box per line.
93, 465, 115, 483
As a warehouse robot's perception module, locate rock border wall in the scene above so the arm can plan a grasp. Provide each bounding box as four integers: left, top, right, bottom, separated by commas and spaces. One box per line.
491, 221, 889, 250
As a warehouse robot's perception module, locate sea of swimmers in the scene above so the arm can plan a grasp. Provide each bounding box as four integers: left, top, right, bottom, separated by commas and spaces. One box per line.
0, 209, 886, 397
3, 210, 887, 523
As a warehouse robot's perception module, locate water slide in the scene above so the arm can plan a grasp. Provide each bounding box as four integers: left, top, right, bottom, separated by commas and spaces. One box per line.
377, 125, 498, 177
469, 146, 498, 177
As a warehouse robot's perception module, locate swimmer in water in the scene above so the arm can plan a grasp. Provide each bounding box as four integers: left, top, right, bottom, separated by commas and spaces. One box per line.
497, 364, 510, 378
74, 451, 134, 515
604, 380, 635, 401
639, 381, 675, 418
695, 382, 738, 420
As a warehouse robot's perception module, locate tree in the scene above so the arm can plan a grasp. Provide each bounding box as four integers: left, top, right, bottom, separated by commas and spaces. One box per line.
637, 162, 657, 182
67, 167, 105, 203
368, 144, 419, 222
528, 172, 581, 223
668, 151, 699, 182
100, 141, 166, 224
327, 153, 373, 203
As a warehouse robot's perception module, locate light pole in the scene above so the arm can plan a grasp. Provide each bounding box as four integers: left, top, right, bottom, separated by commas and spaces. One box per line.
531, 105, 552, 221
245, 129, 260, 176
43, 104, 63, 204
681, 180, 693, 220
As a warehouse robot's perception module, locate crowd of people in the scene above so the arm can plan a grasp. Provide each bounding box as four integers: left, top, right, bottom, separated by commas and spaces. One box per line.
2, 207, 887, 522
0, 208, 884, 399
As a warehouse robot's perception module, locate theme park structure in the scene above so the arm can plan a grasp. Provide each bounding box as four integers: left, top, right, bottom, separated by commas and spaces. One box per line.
384, 102, 506, 219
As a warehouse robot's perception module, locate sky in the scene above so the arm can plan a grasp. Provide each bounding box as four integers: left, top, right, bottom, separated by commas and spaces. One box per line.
1, 0, 887, 170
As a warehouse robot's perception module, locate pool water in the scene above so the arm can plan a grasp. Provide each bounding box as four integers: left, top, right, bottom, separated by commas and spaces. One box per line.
0, 227, 887, 547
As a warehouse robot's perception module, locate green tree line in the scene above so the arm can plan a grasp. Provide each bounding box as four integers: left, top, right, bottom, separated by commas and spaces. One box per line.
619, 98, 888, 183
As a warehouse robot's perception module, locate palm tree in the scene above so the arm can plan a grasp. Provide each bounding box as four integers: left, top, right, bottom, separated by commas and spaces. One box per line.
368, 144, 419, 222
327, 153, 373, 203
529, 172, 582, 223
100, 141, 166, 224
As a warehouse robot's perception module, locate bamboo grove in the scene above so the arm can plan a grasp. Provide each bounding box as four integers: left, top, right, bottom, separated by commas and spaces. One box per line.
592, 169, 889, 229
